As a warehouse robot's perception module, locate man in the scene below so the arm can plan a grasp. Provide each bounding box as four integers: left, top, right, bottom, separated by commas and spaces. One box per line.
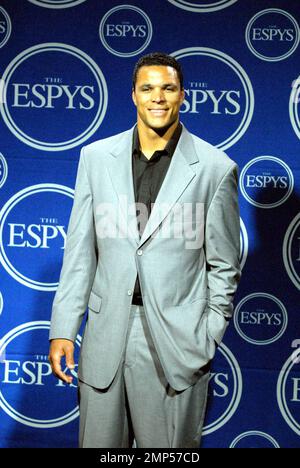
49, 52, 241, 448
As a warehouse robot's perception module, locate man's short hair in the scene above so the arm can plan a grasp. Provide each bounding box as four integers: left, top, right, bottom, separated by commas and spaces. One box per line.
132, 52, 184, 90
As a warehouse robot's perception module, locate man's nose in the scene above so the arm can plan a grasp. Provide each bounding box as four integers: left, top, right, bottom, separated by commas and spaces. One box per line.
151, 88, 165, 102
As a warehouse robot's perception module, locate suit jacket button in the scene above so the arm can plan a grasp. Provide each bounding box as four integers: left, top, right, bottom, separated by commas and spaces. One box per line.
137, 249, 143, 256
127, 290, 132, 296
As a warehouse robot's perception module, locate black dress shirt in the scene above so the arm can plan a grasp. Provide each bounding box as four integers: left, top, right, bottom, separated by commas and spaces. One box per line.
131, 123, 182, 305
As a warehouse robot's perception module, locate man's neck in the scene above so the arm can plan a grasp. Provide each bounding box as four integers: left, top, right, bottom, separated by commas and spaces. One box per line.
137, 120, 179, 159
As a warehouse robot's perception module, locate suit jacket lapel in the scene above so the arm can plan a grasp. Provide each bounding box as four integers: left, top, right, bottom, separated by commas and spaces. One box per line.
106, 124, 199, 248
139, 125, 198, 247
106, 127, 140, 246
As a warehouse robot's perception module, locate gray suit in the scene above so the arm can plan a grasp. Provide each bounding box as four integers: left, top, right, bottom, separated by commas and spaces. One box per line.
50, 124, 241, 397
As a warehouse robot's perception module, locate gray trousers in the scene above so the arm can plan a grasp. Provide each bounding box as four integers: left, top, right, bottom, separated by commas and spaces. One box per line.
78, 304, 210, 448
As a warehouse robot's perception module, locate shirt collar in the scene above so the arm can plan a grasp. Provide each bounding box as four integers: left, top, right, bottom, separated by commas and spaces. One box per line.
132, 122, 182, 159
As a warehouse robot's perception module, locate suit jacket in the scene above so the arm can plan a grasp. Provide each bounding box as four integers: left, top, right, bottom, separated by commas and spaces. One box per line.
49, 124, 241, 392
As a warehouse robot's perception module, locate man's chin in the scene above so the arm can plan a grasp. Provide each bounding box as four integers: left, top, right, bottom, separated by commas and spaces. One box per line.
148, 120, 177, 135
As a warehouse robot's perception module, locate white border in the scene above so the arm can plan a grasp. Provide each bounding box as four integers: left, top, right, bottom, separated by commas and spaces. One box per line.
0, 292, 3, 317
230, 431, 280, 448
171, 47, 254, 151
240, 217, 248, 271
289, 75, 300, 140
283, 213, 300, 291
0, 7, 12, 49
167, 0, 238, 13
28, 0, 87, 9
202, 343, 242, 435
277, 348, 300, 436
0, 153, 8, 189
245, 9, 300, 62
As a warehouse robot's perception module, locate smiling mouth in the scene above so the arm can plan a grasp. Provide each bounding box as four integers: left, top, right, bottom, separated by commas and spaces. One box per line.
148, 109, 168, 116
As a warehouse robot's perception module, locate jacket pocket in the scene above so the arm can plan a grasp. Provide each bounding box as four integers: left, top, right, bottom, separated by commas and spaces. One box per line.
88, 290, 102, 313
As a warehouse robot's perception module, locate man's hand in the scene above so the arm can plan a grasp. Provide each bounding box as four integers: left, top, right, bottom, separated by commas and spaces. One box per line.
48, 339, 75, 384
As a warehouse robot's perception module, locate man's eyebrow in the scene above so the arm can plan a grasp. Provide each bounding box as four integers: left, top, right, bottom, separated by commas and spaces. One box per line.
138, 82, 178, 88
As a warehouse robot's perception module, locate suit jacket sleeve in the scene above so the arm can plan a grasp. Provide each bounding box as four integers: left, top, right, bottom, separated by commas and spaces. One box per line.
205, 162, 241, 346
49, 146, 97, 342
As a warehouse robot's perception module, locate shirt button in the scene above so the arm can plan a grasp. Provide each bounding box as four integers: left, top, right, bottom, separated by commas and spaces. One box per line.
137, 249, 143, 256
127, 290, 132, 296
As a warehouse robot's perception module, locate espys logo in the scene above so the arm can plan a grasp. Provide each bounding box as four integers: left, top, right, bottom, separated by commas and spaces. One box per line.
240, 156, 294, 209
230, 431, 280, 448
0, 7, 11, 48
167, 0, 238, 13
240, 218, 248, 271
0, 184, 74, 291
171, 47, 254, 151
290, 76, 300, 140
234, 293, 288, 346
0, 43, 108, 151
0, 153, 8, 188
277, 348, 300, 436
99, 5, 152, 57
203, 343, 242, 435
246, 9, 299, 62
28, 0, 87, 8
283, 213, 300, 291
0, 321, 81, 428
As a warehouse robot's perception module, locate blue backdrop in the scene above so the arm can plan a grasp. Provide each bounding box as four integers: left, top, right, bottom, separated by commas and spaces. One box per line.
0, 0, 299, 448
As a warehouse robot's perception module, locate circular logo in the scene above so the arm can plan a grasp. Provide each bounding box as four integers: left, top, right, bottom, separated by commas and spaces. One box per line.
171, 47, 254, 151
0, 184, 74, 291
246, 9, 300, 62
234, 293, 288, 346
203, 343, 242, 435
0, 7, 11, 49
167, 0, 238, 13
277, 348, 300, 436
0, 153, 8, 189
0, 321, 81, 428
290, 75, 300, 140
283, 213, 300, 290
240, 217, 248, 271
230, 431, 280, 448
99, 5, 152, 58
0, 43, 108, 151
240, 156, 294, 209
28, 0, 87, 8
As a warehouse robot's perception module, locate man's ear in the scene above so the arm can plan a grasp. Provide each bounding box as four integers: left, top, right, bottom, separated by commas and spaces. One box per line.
132, 89, 137, 106
180, 89, 185, 105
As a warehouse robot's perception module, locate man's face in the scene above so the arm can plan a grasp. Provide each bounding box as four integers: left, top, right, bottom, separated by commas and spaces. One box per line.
132, 65, 184, 132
